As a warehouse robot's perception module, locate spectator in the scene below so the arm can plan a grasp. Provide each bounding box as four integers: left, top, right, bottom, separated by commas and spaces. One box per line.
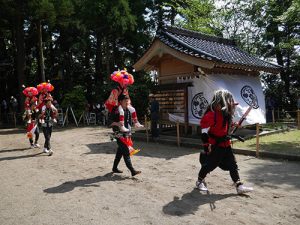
53, 100, 60, 109
297, 96, 300, 110
10, 96, 18, 113
1, 99, 8, 123
101, 103, 108, 126
265, 96, 276, 123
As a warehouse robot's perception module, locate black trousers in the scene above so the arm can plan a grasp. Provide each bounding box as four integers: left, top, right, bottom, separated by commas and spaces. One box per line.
113, 138, 135, 173
151, 120, 159, 138
198, 146, 240, 183
43, 126, 53, 150
29, 126, 40, 145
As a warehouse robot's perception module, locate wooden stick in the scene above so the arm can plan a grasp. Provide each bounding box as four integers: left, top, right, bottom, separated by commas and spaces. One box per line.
70, 107, 78, 127
78, 112, 84, 125
62, 107, 69, 127
256, 123, 260, 158
297, 109, 300, 130
13, 112, 16, 128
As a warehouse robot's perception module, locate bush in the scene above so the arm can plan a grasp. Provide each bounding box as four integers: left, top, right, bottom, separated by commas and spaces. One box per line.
61, 85, 86, 119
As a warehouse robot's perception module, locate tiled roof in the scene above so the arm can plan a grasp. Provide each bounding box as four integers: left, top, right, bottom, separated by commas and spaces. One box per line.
156, 26, 281, 71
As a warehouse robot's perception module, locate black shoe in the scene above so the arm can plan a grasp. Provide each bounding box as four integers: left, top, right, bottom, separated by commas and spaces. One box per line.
112, 168, 123, 173
131, 170, 141, 176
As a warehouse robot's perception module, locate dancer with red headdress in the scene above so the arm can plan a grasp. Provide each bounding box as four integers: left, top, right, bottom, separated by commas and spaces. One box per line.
23, 86, 39, 113
105, 69, 143, 132
22, 86, 40, 148
37, 81, 54, 110
36, 81, 55, 124
111, 94, 141, 176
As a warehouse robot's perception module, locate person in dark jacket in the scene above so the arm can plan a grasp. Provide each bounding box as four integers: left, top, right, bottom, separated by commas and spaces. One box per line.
149, 93, 159, 140
111, 94, 141, 176
40, 98, 57, 156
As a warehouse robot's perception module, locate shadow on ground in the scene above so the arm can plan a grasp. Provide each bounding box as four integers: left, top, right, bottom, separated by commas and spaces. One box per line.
246, 160, 300, 190
0, 147, 29, 153
85, 141, 197, 160
0, 152, 44, 161
0, 128, 25, 135
0, 126, 98, 136
44, 172, 129, 194
162, 189, 237, 216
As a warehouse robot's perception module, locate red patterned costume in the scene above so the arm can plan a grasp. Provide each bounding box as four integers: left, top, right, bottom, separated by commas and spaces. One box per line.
37, 82, 54, 110
105, 69, 143, 132
23, 87, 39, 111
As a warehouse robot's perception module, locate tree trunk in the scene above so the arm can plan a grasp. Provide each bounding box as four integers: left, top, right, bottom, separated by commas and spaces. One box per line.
105, 38, 111, 80
37, 20, 45, 82
170, 7, 175, 26
84, 35, 91, 70
95, 32, 103, 86
274, 33, 291, 105
15, 2, 26, 111
59, 28, 71, 89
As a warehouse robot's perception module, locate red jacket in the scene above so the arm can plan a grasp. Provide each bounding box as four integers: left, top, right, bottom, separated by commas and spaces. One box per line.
200, 110, 231, 147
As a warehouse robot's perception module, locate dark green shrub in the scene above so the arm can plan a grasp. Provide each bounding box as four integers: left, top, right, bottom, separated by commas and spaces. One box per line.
61, 85, 86, 119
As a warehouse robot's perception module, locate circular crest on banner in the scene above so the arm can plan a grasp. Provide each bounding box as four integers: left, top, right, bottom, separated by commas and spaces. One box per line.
241, 85, 259, 109
191, 92, 209, 119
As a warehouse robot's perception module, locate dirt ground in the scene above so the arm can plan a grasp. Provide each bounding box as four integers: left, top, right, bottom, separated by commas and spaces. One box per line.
0, 126, 299, 225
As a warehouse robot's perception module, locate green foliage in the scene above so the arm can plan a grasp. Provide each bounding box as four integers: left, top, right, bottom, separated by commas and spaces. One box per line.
28, 0, 56, 25
174, 0, 218, 35
234, 130, 300, 156
128, 71, 154, 118
1, 0, 299, 114
217, 0, 300, 109
61, 85, 86, 118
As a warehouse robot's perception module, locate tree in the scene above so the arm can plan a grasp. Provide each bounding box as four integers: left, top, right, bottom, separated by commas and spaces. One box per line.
217, 0, 300, 109
174, 0, 218, 35
28, 0, 56, 82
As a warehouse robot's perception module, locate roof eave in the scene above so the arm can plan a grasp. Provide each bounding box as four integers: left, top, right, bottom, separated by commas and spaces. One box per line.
133, 39, 215, 71
215, 62, 281, 74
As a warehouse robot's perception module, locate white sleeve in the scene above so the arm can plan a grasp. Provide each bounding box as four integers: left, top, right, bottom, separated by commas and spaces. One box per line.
51, 104, 57, 111
201, 128, 209, 134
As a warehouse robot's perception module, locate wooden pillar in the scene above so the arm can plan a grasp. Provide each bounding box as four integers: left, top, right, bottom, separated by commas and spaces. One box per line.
191, 125, 197, 135
176, 121, 180, 147
13, 112, 16, 128
256, 123, 260, 158
145, 115, 149, 143
272, 109, 275, 123
184, 86, 189, 134
297, 110, 300, 130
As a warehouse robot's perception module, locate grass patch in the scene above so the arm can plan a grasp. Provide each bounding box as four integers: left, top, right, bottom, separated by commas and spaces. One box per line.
233, 129, 300, 155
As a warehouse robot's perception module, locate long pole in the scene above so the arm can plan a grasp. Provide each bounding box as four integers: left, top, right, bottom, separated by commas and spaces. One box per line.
256, 123, 260, 158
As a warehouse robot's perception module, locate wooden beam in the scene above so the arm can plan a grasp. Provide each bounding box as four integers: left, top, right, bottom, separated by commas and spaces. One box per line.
133, 39, 215, 71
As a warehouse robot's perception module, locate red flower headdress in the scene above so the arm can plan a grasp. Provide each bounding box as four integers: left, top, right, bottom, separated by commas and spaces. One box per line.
37, 81, 54, 92
22, 86, 39, 97
110, 69, 134, 86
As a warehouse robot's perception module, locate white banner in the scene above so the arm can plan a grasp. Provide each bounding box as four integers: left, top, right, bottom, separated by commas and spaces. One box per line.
170, 74, 266, 125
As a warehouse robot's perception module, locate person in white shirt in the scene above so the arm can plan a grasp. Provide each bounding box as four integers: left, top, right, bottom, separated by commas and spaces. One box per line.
40, 98, 57, 156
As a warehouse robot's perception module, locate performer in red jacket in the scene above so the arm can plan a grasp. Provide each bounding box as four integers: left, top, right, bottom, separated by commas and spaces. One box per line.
196, 89, 253, 195
105, 69, 143, 132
